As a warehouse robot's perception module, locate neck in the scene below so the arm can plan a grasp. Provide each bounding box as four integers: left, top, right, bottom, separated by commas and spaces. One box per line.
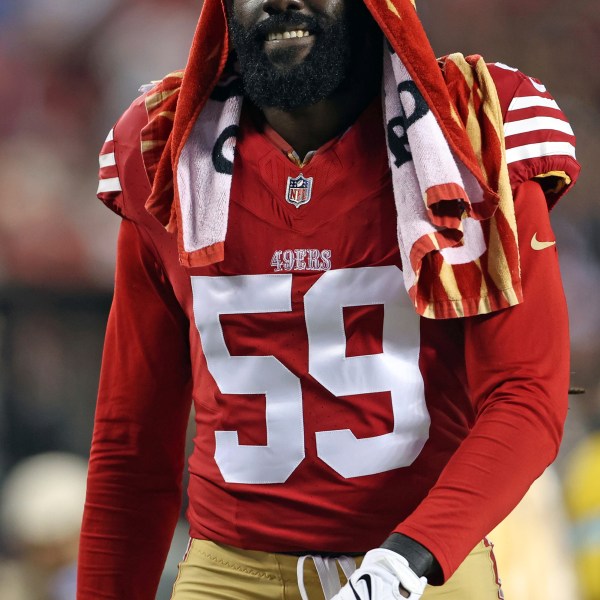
259, 53, 382, 159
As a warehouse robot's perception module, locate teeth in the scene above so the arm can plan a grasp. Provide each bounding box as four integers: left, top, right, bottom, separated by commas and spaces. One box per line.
267, 30, 310, 42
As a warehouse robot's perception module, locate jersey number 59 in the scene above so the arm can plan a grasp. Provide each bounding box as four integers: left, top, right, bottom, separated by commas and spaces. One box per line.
191, 266, 430, 484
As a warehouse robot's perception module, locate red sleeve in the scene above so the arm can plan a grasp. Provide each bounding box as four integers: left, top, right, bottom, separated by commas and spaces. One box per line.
97, 89, 152, 219
394, 179, 570, 582
77, 219, 193, 599
488, 62, 580, 207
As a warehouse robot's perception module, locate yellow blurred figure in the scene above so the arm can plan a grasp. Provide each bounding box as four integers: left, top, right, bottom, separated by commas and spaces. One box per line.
490, 467, 580, 600
564, 432, 600, 600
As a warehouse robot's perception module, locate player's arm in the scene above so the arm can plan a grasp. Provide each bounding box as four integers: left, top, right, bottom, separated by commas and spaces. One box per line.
392, 177, 568, 580
381, 67, 578, 583
78, 92, 193, 599
332, 67, 579, 598
77, 219, 192, 600
332, 178, 569, 600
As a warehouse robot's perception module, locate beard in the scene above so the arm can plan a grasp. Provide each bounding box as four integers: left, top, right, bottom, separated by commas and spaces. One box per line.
228, 11, 355, 111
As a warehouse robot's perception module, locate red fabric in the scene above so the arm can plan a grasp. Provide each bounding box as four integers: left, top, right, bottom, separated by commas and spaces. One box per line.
78, 220, 193, 599
145, 0, 488, 221
141, 0, 508, 304
394, 179, 569, 579
440, 55, 504, 221
80, 87, 570, 597
144, 0, 230, 222
134, 0, 579, 320
488, 63, 580, 207
81, 99, 193, 599
363, 1, 494, 203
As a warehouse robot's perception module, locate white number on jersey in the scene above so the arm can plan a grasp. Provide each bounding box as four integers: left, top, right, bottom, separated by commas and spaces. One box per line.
191, 266, 430, 484
305, 266, 430, 478
191, 274, 304, 484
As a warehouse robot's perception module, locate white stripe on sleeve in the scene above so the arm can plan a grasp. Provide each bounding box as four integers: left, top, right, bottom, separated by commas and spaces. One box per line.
508, 96, 561, 112
506, 141, 576, 164
494, 62, 518, 72
528, 77, 547, 93
99, 152, 117, 168
504, 116, 574, 138
105, 129, 114, 143
97, 177, 122, 194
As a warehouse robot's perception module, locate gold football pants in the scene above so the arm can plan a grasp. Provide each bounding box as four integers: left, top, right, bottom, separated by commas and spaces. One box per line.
171, 539, 503, 599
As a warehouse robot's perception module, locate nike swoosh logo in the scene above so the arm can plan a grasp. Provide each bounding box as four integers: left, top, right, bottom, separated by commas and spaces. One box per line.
349, 574, 373, 600
531, 233, 556, 251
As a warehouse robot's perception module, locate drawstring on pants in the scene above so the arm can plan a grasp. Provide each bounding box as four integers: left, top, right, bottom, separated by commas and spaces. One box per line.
297, 555, 357, 600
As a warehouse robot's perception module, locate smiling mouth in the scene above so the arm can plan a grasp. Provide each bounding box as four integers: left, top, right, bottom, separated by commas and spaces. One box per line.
266, 29, 313, 42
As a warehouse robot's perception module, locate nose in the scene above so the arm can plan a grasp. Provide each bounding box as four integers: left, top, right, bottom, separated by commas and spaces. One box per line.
261, 0, 304, 15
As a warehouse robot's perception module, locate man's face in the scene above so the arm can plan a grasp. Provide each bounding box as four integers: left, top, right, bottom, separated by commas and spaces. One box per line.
228, 0, 374, 110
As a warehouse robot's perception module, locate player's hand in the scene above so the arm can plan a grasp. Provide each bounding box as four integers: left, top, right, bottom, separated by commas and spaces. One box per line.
330, 549, 427, 600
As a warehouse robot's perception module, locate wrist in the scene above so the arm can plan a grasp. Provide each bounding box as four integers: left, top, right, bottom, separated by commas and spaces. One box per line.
380, 533, 442, 584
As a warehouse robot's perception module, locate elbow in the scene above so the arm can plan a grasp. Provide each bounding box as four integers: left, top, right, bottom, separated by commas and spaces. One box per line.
476, 378, 568, 463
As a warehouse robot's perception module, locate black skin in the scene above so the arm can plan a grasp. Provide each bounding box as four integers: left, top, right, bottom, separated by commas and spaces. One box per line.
229, 0, 382, 158
229, 0, 441, 594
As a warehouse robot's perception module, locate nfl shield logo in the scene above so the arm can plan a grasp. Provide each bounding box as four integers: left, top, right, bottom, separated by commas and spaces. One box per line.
285, 174, 313, 208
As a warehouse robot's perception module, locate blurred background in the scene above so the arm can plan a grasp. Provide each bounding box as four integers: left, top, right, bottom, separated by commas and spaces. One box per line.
0, 0, 598, 598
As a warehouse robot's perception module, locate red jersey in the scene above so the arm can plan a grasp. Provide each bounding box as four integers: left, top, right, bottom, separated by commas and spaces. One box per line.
79, 65, 579, 598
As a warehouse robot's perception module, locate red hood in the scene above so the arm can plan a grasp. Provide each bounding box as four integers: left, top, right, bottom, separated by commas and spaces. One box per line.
143, 0, 489, 230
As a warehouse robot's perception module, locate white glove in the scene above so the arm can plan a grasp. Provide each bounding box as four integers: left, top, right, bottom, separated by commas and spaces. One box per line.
330, 549, 427, 600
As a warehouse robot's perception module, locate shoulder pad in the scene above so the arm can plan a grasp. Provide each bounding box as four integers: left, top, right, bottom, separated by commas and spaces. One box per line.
488, 62, 580, 206
97, 91, 153, 219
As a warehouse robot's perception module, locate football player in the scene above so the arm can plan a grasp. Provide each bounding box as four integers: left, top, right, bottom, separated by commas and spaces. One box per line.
78, 0, 579, 598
